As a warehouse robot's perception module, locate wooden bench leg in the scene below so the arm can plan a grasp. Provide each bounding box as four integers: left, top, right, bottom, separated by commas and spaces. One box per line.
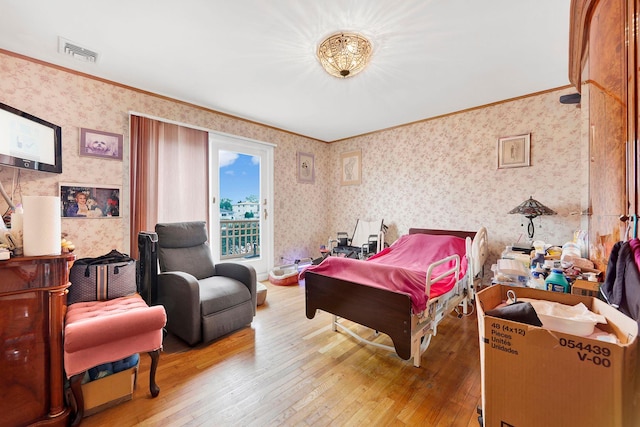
148, 349, 160, 397
69, 372, 86, 426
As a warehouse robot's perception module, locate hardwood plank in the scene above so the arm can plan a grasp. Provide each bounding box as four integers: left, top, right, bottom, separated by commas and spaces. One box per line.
80, 281, 483, 427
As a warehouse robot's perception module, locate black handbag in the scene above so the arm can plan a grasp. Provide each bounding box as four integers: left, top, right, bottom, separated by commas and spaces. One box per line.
68, 249, 137, 305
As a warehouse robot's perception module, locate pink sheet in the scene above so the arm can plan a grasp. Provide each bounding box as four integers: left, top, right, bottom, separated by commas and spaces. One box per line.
300, 233, 468, 313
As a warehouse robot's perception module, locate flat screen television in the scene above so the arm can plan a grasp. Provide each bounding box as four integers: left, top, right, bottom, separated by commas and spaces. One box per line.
0, 101, 62, 173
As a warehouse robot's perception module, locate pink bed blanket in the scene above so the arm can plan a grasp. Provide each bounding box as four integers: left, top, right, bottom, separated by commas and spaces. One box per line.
300, 233, 468, 313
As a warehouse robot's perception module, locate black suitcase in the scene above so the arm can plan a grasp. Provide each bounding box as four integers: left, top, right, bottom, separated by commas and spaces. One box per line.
137, 231, 158, 305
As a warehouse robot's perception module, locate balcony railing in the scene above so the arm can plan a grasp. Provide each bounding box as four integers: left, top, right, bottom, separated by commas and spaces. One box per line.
220, 219, 260, 260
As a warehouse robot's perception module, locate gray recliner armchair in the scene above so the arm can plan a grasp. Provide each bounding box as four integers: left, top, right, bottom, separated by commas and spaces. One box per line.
155, 221, 256, 346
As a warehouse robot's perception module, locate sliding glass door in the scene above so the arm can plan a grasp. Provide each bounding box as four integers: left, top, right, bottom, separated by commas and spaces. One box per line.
208, 132, 274, 280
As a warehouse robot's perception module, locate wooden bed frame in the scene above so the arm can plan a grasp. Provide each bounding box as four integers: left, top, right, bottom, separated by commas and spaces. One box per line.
304, 227, 488, 367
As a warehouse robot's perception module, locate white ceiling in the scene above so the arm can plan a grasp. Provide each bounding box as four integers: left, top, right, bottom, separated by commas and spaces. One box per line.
0, 0, 571, 142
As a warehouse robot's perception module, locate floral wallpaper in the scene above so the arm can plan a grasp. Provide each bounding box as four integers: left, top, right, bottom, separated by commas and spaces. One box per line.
330, 90, 585, 278
0, 51, 583, 281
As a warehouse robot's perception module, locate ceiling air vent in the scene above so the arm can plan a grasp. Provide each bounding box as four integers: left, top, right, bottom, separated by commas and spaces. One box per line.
58, 37, 98, 63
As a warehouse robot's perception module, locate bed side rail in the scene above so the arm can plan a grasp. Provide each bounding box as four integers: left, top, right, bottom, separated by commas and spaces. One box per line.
471, 226, 489, 277
425, 254, 460, 298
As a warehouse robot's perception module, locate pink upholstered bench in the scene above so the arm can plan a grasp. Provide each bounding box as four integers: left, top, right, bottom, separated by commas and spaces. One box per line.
64, 295, 166, 425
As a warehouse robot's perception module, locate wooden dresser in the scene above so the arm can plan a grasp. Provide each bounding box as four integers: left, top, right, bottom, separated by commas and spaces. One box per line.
0, 254, 75, 426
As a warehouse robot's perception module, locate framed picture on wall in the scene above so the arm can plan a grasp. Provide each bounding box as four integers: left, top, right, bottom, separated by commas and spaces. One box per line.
60, 183, 121, 218
340, 150, 362, 185
297, 151, 315, 184
497, 133, 530, 169
79, 128, 123, 160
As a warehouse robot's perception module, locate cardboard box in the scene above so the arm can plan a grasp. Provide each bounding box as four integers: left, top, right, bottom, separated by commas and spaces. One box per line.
476, 285, 639, 427
571, 279, 601, 298
81, 364, 138, 417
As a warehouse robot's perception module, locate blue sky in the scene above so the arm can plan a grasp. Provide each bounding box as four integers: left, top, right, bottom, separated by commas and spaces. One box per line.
219, 151, 260, 204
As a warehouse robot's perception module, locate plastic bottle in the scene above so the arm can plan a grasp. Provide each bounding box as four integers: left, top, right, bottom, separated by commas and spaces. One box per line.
545, 269, 570, 293
528, 271, 546, 290
531, 251, 545, 269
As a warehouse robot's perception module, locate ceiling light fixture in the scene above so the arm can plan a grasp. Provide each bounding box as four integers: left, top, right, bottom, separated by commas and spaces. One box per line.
317, 32, 372, 78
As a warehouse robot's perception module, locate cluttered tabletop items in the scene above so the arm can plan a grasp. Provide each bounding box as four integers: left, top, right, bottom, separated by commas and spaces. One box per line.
492, 235, 601, 297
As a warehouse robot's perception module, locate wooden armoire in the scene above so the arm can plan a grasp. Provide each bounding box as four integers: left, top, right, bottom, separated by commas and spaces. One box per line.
569, 0, 638, 272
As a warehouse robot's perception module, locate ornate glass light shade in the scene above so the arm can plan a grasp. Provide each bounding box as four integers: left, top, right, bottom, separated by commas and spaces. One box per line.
508, 196, 557, 239
317, 32, 372, 78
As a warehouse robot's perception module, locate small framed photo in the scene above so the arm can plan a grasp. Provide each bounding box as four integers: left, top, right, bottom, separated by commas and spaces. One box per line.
60, 183, 121, 218
297, 152, 315, 184
498, 133, 531, 169
80, 128, 123, 160
340, 150, 361, 186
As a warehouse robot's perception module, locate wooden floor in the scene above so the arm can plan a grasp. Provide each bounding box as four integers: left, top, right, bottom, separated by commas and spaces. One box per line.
82, 281, 483, 426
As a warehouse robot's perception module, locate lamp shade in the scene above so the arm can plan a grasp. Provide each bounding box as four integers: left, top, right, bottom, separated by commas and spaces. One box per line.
508, 196, 556, 218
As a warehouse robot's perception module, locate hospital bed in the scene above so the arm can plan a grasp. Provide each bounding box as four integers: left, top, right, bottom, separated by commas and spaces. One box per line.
302, 227, 488, 367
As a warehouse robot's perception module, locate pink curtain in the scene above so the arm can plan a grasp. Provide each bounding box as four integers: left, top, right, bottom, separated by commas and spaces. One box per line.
129, 115, 209, 258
